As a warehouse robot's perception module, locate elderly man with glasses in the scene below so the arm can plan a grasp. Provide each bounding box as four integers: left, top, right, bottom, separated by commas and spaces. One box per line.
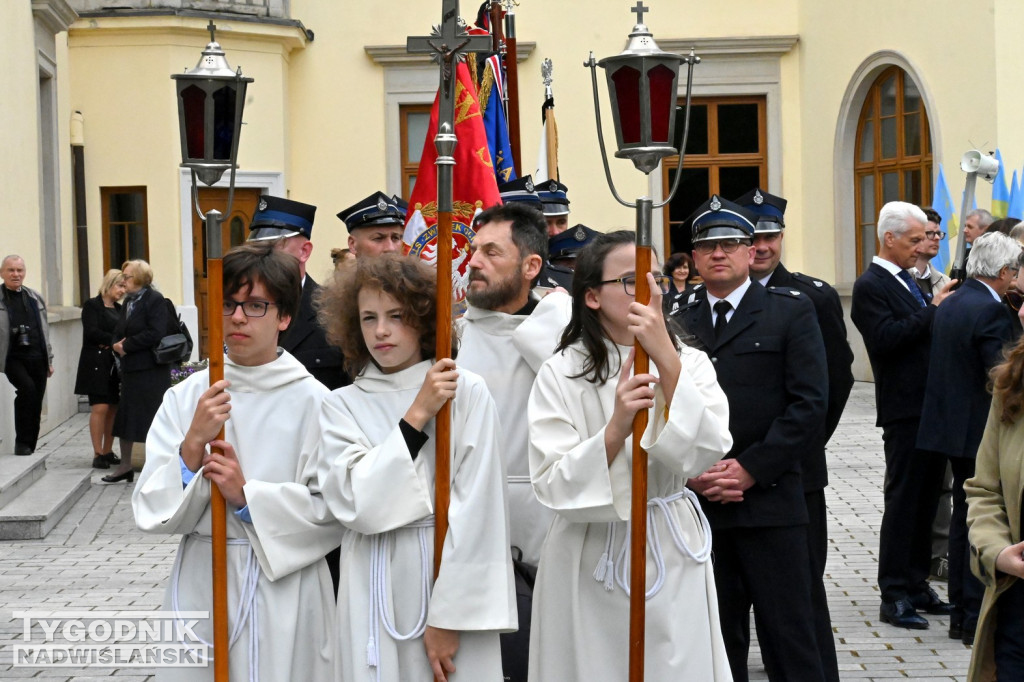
671, 195, 829, 682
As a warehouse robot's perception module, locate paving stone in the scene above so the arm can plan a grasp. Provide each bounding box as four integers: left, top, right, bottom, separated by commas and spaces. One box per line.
1, 385, 973, 680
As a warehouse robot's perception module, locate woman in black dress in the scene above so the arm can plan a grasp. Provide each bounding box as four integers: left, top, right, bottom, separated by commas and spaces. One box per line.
74, 269, 127, 469
104, 259, 171, 483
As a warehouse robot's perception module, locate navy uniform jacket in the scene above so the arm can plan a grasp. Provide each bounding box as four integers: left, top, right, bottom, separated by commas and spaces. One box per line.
280, 275, 348, 391
850, 263, 936, 427
671, 281, 828, 528
766, 264, 854, 445
917, 278, 1018, 458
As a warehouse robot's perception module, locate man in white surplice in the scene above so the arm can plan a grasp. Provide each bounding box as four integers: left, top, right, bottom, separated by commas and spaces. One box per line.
458, 202, 571, 569
133, 243, 341, 681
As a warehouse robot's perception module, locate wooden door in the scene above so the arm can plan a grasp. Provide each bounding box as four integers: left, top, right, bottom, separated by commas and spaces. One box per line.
191, 187, 261, 358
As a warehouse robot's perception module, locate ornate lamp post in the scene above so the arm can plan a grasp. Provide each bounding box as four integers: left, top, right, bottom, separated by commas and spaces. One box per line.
585, 4, 699, 680
171, 22, 252, 681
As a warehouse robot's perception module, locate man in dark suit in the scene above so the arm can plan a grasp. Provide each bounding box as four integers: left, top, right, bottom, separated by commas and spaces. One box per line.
247, 195, 348, 391
733, 187, 853, 682
674, 195, 828, 682
917, 231, 1021, 644
851, 201, 957, 630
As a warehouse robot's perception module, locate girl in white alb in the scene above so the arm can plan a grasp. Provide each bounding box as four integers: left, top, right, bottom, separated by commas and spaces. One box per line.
527, 230, 735, 681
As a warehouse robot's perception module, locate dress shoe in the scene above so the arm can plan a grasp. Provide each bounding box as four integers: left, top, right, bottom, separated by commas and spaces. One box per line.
14, 443, 33, 456
92, 455, 110, 470
962, 629, 975, 646
101, 452, 121, 465
910, 587, 955, 615
100, 470, 134, 484
880, 599, 929, 629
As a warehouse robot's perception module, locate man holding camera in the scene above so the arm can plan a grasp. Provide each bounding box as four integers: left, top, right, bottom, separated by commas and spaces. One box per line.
0, 255, 53, 456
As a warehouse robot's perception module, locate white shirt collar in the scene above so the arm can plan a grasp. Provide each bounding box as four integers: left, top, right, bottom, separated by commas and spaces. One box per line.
706, 278, 752, 318
977, 279, 1002, 302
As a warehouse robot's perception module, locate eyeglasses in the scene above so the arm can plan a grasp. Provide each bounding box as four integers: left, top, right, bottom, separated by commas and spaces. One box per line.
693, 238, 751, 255
222, 300, 276, 318
599, 275, 672, 296
925, 230, 947, 240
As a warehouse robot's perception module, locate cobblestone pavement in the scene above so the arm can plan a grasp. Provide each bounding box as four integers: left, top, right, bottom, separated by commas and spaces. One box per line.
0, 382, 971, 680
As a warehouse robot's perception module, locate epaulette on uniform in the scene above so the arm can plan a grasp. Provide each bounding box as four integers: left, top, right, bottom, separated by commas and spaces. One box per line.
791, 271, 826, 288
766, 285, 805, 300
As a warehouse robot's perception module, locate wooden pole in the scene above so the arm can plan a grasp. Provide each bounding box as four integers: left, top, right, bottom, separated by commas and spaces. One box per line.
407, 1, 490, 578
503, 7, 522, 175
433, 207, 453, 578
203, 210, 230, 682
629, 199, 654, 682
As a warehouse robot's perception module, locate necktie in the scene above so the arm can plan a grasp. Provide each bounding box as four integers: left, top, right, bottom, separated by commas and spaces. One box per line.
713, 300, 732, 339
897, 269, 928, 308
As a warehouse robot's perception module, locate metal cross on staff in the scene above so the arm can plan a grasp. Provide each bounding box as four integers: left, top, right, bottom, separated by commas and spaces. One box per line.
406, 0, 491, 579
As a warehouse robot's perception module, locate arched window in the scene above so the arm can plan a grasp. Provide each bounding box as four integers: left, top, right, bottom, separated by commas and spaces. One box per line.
854, 66, 932, 273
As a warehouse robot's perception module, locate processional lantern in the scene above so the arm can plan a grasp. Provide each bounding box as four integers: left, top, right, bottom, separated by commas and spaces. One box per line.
585, 4, 699, 681
596, 1, 687, 174
169, 21, 253, 682
172, 21, 253, 187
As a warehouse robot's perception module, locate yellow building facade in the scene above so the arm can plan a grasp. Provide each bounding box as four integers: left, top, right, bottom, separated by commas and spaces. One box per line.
2, 0, 1020, 443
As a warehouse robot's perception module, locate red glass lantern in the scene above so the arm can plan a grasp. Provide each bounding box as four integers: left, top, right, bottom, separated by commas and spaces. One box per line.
598, 16, 684, 174
172, 23, 253, 186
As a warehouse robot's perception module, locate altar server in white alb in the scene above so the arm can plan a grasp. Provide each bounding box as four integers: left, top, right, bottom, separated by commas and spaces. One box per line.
527, 230, 734, 681
316, 254, 516, 682
133, 242, 341, 681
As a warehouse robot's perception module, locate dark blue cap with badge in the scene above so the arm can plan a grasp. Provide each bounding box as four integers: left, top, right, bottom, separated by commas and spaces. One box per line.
537, 179, 570, 217
247, 195, 317, 241
734, 188, 787, 234
336, 191, 408, 232
689, 194, 757, 243
549, 224, 599, 260
499, 175, 543, 206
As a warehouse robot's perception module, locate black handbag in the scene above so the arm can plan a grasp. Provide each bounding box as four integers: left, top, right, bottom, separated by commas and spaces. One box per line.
152, 299, 193, 365
152, 332, 190, 365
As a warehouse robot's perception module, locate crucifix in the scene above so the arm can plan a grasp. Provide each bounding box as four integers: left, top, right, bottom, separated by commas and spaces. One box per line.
406, 0, 490, 580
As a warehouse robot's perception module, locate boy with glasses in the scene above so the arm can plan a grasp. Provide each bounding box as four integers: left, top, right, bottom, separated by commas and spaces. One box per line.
133, 241, 342, 680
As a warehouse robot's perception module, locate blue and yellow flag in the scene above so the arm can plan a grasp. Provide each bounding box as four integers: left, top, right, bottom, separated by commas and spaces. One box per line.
932, 164, 957, 275
479, 55, 517, 185
992, 149, 1009, 218
1009, 169, 1024, 220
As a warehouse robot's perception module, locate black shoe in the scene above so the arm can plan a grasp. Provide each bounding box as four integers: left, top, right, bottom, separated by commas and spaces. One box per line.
92, 455, 110, 470
102, 452, 121, 465
962, 629, 975, 646
949, 612, 963, 640
100, 470, 134, 484
880, 599, 929, 629
14, 443, 33, 456
910, 587, 955, 615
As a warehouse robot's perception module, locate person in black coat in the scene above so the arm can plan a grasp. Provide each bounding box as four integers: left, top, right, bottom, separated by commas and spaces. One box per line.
851, 201, 957, 629
672, 195, 828, 682
105, 259, 171, 483
917, 232, 1021, 643
246, 195, 348, 391
74, 269, 127, 469
734, 188, 855, 681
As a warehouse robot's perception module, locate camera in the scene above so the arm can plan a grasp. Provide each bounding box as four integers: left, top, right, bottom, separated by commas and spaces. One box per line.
11, 325, 31, 348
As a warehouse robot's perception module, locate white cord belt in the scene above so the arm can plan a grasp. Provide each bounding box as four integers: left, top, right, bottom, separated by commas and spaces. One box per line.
170, 533, 261, 682
366, 515, 435, 682
592, 488, 713, 599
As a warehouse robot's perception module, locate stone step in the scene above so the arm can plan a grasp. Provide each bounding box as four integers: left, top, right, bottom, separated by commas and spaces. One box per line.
0, 452, 48, 509
0, 470, 92, 540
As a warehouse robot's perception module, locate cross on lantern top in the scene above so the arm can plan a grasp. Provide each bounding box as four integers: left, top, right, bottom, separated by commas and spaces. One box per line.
631, 1, 649, 25
207, 20, 217, 43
